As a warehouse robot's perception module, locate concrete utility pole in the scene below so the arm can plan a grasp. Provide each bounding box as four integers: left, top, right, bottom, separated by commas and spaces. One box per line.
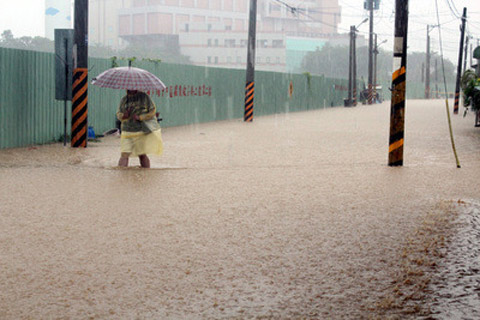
463, 35, 469, 73
388, 0, 409, 166
72, 0, 89, 147
374, 36, 387, 104
244, 0, 257, 122
373, 34, 377, 103
347, 25, 354, 107
421, 62, 424, 83
350, 18, 367, 106
453, 7, 467, 115
471, 43, 474, 68
425, 25, 431, 99
367, 0, 374, 104
435, 59, 439, 98
352, 29, 357, 106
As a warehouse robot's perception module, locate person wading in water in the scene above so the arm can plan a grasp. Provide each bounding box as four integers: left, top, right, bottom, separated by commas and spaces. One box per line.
116, 90, 163, 168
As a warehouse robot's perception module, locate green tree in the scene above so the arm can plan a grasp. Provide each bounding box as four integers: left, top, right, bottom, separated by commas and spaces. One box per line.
0, 30, 54, 52
300, 43, 456, 87
0, 29, 192, 65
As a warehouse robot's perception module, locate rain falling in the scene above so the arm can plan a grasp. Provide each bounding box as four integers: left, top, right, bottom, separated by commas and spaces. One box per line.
1, 0, 480, 318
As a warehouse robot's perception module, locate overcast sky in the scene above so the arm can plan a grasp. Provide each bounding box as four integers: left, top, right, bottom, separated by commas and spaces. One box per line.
1, 0, 479, 64
338, 0, 480, 64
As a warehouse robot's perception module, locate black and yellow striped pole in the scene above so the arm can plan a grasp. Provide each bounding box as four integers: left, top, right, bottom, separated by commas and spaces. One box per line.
71, 0, 89, 147
72, 68, 88, 147
388, 0, 409, 166
244, 0, 257, 122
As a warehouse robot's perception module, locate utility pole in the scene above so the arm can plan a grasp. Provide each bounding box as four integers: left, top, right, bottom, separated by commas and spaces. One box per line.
244, 0, 257, 122
425, 25, 431, 99
463, 35, 469, 73
435, 59, 439, 98
373, 35, 387, 104
421, 62, 424, 83
388, 0, 409, 166
470, 43, 473, 68
351, 18, 368, 106
453, 7, 467, 115
347, 25, 354, 107
353, 29, 357, 106
71, 0, 89, 148
367, 0, 374, 104
373, 34, 377, 103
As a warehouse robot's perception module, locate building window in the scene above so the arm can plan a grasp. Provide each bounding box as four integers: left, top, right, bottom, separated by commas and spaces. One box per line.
266, 57, 271, 64
214, 56, 218, 64
208, 56, 211, 64
185, 24, 189, 32
257, 39, 268, 48
240, 40, 247, 47
208, 39, 212, 46
208, 24, 212, 31
227, 56, 232, 63
225, 25, 232, 30
237, 56, 241, 64
257, 57, 261, 63
225, 39, 235, 47
214, 39, 219, 47
272, 40, 283, 48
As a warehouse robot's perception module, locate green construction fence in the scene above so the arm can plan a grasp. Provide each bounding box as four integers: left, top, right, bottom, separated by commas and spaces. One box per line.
1, 46, 425, 149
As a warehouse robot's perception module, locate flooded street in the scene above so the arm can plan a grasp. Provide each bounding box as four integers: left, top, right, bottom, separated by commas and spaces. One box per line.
1, 99, 479, 319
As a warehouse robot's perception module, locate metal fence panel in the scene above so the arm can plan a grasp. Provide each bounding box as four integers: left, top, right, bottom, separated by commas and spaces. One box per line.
1, 47, 427, 150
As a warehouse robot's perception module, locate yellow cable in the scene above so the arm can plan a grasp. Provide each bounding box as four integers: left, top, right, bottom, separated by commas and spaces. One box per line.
445, 99, 461, 168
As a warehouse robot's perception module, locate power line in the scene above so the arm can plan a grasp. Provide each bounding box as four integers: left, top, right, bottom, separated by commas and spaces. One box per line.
272, 0, 352, 33
444, 0, 461, 19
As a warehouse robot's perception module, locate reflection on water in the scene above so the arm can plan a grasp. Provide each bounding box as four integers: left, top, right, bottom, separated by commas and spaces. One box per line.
0, 100, 479, 319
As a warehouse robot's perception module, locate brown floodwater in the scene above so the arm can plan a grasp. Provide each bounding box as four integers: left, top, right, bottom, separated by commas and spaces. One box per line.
0, 100, 479, 319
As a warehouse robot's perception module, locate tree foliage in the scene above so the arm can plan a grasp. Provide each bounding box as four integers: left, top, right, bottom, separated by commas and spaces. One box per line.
1, 30, 54, 52
300, 43, 457, 86
0, 29, 192, 65
461, 69, 480, 111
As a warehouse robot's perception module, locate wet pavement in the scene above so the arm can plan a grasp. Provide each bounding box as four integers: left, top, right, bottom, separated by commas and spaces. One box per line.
427, 200, 480, 319
0, 99, 479, 319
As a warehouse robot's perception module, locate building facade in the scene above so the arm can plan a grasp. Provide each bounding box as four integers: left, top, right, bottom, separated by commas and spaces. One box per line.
88, 0, 344, 72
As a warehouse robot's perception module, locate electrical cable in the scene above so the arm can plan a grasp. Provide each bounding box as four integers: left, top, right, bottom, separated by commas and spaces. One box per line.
272, 0, 352, 32
435, 0, 461, 168
444, 0, 461, 19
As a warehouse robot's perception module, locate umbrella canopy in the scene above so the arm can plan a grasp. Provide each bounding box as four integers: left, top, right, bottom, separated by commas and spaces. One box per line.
91, 66, 166, 91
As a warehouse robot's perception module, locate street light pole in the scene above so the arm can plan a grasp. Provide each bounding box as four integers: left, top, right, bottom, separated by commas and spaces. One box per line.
353, 18, 367, 107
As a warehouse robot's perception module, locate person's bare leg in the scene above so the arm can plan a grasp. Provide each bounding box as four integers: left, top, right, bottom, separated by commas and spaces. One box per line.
118, 153, 130, 167
139, 154, 150, 168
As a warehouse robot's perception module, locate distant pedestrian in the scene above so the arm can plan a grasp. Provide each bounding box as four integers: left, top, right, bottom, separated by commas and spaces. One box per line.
116, 90, 163, 168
